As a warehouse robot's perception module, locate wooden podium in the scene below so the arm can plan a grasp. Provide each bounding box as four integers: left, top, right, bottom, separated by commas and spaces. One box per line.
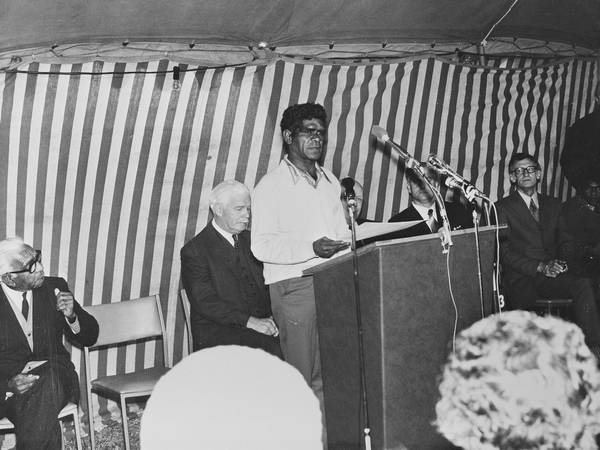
304, 226, 498, 450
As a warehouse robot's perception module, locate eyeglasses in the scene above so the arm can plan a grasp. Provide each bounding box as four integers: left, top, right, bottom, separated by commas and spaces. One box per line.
295, 126, 326, 139
6, 250, 42, 275
511, 165, 539, 176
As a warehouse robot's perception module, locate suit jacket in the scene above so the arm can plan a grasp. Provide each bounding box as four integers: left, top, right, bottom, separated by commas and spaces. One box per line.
495, 190, 571, 287
388, 201, 473, 238
0, 277, 99, 415
180, 223, 271, 348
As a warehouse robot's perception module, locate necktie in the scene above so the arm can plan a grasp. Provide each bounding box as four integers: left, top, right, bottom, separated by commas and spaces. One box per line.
21, 292, 29, 320
529, 199, 539, 222
232, 234, 240, 249
427, 209, 440, 233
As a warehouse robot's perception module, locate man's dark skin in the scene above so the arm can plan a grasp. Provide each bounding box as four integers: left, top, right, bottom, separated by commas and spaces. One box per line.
282, 117, 350, 259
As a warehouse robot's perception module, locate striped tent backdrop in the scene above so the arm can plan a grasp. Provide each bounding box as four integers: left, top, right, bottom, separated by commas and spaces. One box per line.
0, 56, 596, 423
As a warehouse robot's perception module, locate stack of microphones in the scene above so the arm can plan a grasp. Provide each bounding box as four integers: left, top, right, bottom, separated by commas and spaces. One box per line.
370, 125, 490, 203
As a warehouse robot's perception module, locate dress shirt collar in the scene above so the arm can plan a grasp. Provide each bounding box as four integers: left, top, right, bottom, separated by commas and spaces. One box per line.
1, 281, 33, 336
412, 201, 437, 221
283, 156, 331, 187
516, 189, 539, 207
212, 220, 236, 247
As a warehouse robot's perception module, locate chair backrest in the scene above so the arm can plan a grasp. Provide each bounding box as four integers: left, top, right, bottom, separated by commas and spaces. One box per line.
83, 295, 169, 366
180, 289, 193, 352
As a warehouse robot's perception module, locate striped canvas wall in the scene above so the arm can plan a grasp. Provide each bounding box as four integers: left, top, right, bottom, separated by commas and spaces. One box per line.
0, 55, 596, 420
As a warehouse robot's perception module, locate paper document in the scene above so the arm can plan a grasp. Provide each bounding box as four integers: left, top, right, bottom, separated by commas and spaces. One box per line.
22, 360, 47, 373
342, 220, 422, 241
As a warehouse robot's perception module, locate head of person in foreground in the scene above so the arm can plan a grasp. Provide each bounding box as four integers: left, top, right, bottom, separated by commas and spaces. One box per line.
140, 345, 323, 450
435, 310, 600, 450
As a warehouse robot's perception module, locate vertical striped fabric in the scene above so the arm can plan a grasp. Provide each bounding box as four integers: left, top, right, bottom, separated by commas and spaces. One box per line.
0, 56, 596, 419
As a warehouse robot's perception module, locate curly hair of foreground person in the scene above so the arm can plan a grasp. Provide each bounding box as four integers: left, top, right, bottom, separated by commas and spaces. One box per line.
435, 310, 600, 450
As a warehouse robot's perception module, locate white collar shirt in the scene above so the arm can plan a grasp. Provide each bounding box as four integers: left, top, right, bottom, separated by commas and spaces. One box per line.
1, 283, 34, 350
212, 221, 236, 247
251, 157, 350, 284
517, 190, 539, 208
412, 202, 438, 222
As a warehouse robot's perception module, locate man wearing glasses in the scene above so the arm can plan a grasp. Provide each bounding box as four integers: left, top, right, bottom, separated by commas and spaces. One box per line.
496, 153, 600, 355
0, 237, 98, 450
251, 103, 350, 438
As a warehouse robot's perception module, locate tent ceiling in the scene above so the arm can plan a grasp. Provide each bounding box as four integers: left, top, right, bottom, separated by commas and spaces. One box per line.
1, 0, 599, 58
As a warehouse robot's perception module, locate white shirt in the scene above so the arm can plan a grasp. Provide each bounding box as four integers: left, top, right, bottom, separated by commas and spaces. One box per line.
412, 202, 438, 222
212, 220, 236, 247
251, 157, 350, 284
1, 284, 34, 350
1, 282, 81, 351
517, 189, 539, 209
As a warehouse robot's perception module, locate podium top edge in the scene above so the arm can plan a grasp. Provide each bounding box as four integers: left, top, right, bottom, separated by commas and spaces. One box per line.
302, 224, 506, 276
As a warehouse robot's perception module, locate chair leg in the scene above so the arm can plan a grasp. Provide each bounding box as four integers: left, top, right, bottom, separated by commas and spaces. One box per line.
73, 409, 83, 450
120, 396, 131, 450
87, 393, 96, 450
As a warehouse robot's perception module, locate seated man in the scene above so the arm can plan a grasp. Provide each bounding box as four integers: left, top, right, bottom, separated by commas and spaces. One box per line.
0, 237, 99, 450
180, 180, 282, 358
436, 310, 600, 449
389, 164, 472, 237
559, 177, 600, 294
495, 152, 600, 353
340, 177, 372, 227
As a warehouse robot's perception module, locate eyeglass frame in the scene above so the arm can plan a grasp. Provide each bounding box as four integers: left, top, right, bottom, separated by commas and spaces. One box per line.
293, 126, 327, 139
4, 249, 42, 275
510, 165, 539, 176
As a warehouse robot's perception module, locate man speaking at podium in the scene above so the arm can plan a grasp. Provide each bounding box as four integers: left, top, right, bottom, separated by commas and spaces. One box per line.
251, 103, 349, 416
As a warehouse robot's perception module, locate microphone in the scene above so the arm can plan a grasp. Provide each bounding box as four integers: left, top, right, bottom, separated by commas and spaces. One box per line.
340, 177, 356, 207
371, 126, 420, 170
427, 154, 488, 202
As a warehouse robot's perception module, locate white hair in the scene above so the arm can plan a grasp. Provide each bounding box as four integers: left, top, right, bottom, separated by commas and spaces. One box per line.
0, 237, 27, 275
141, 346, 323, 450
208, 180, 250, 211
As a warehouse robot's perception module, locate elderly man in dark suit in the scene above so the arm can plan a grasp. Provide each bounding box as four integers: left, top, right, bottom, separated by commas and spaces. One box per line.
181, 180, 282, 357
389, 164, 472, 237
0, 237, 99, 450
496, 152, 600, 353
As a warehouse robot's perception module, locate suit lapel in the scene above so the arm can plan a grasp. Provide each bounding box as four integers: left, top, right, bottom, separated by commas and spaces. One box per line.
206, 223, 238, 270
0, 288, 32, 351
511, 190, 540, 227
32, 283, 53, 352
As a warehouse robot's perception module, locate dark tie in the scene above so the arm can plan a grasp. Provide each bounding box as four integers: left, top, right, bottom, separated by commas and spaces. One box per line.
529, 199, 539, 222
21, 292, 29, 321
232, 234, 240, 249
427, 209, 440, 233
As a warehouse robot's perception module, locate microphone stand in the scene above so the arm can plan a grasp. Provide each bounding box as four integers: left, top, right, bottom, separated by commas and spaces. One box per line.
346, 200, 372, 450
413, 164, 453, 253
469, 200, 485, 318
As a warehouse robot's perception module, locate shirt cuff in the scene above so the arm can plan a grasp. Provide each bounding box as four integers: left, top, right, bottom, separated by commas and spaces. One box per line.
65, 315, 81, 334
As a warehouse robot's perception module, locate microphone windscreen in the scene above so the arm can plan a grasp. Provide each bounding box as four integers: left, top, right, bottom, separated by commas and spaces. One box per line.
370, 125, 389, 142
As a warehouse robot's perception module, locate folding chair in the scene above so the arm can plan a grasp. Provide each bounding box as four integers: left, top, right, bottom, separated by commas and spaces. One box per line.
0, 402, 82, 450
83, 295, 170, 450
180, 288, 193, 352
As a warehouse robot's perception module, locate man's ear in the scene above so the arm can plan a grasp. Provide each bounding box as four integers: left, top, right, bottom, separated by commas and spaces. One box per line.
212, 203, 223, 217
509, 173, 517, 184
282, 129, 293, 145
1, 273, 15, 288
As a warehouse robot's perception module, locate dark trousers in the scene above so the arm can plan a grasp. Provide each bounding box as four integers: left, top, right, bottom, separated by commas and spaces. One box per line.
6, 362, 74, 450
507, 273, 600, 347
194, 324, 283, 359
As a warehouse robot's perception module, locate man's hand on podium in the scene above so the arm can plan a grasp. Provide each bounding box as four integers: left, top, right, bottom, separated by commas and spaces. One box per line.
313, 237, 350, 258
